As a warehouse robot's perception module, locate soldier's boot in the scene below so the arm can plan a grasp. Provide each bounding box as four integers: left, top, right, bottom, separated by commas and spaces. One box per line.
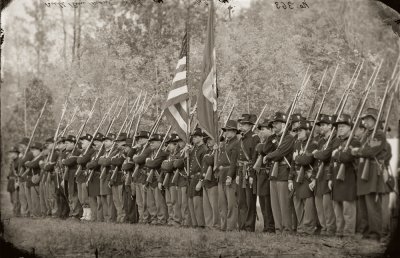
83, 207, 92, 221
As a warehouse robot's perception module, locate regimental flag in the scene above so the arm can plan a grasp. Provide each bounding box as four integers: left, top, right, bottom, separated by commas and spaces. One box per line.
197, 0, 218, 141
163, 32, 190, 142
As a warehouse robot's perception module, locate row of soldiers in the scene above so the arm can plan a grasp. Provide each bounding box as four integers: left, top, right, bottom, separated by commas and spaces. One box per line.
6, 107, 395, 242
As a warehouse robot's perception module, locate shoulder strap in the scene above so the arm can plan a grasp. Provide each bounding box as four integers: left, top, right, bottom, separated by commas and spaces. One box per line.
240, 139, 250, 161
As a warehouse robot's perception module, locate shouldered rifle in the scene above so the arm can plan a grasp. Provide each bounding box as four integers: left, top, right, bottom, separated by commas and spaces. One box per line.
18, 100, 48, 178
86, 97, 126, 184
315, 62, 365, 179
131, 110, 164, 179
296, 66, 335, 182
270, 70, 308, 178
75, 97, 116, 178
383, 73, 400, 132
146, 125, 172, 184
307, 67, 329, 120
59, 106, 78, 137
108, 99, 138, 181
125, 92, 143, 136
359, 61, 390, 181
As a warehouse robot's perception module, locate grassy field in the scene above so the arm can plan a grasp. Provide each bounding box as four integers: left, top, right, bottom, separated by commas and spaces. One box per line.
0, 180, 387, 257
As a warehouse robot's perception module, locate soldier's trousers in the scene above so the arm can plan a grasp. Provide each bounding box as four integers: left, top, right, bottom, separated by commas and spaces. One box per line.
124, 185, 138, 223
88, 196, 98, 221
188, 196, 205, 227
19, 182, 29, 216
165, 186, 177, 223
270, 181, 292, 232
381, 193, 390, 236
357, 194, 383, 239
176, 186, 190, 226
39, 180, 50, 216
46, 177, 58, 216
112, 185, 126, 223
315, 193, 336, 234
77, 182, 89, 208
9, 189, 21, 216
333, 200, 356, 236
25, 183, 32, 216
293, 196, 317, 234
259, 194, 275, 232
134, 182, 150, 223
238, 184, 257, 232
68, 182, 82, 218
203, 186, 220, 229
218, 182, 238, 231
147, 186, 168, 224
30, 185, 41, 217
97, 194, 115, 222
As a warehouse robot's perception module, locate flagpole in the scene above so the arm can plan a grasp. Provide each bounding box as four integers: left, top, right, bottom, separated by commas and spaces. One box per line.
186, 0, 191, 176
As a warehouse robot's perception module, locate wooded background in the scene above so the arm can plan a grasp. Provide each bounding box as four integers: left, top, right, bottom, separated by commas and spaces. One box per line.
1, 0, 399, 157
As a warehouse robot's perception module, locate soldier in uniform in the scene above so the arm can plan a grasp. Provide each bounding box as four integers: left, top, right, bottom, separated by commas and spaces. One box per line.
236, 114, 260, 232
351, 108, 386, 241
85, 132, 105, 222
263, 112, 295, 233
289, 120, 318, 235
76, 133, 95, 221
218, 120, 239, 231
24, 142, 45, 218
41, 138, 58, 217
53, 137, 70, 219
159, 133, 181, 226
7, 146, 20, 216
329, 114, 360, 237
61, 135, 83, 219
97, 133, 117, 222
125, 131, 152, 224
201, 136, 220, 230
172, 138, 191, 227
187, 128, 207, 228
109, 133, 128, 223
145, 133, 169, 225
312, 114, 337, 236
17, 137, 33, 217
254, 119, 275, 233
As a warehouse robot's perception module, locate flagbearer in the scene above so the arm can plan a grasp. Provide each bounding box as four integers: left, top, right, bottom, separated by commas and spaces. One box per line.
145, 133, 169, 225
312, 114, 337, 236
352, 108, 386, 241
289, 121, 317, 235
187, 128, 207, 228
237, 114, 260, 232
329, 114, 360, 237
263, 112, 295, 233
255, 119, 275, 233
218, 120, 239, 231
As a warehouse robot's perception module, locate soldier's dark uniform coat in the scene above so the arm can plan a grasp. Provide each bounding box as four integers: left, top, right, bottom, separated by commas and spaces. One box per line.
187, 144, 207, 198
86, 147, 105, 197
145, 149, 169, 188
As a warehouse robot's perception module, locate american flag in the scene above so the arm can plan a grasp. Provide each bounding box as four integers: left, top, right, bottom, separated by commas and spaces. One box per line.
163, 32, 190, 142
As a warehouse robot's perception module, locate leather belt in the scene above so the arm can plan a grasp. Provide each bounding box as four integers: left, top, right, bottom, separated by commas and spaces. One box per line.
189, 172, 201, 179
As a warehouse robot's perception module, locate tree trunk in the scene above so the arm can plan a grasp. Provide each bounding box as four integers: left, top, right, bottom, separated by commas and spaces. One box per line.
60, 8, 67, 69
77, 4, 82, 67
72, 8, 77, 64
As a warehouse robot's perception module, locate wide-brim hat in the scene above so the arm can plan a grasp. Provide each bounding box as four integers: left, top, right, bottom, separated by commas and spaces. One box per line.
116, 132, 127, 142
238, 114, 257, 125
334, 114, 353, 127
30, 142, 43, 150
64, 134, 77, 143
149, 134, 164, 142
166, 133, 180, 144
297, 120, 312, 131
94, 132, 104, 141
134, 131, 150, 139
360, 108, 378, 121
290, 113, 306, 123
191, 128, 206, 138
19, 137, 29, 146
270, 112, 287, 123
79, 133, 93, 142
257, 119, 273, 129
316, 114, 336, 125
222, 120, 239, 132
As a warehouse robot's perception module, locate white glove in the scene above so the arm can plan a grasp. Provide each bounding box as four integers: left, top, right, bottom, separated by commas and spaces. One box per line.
309, 179, 316, 191
226, 176, 232, 186
249, 177, 254, 186
328, 180, 333, 191
235, 176, 240, 185
158, 182, 162, 190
